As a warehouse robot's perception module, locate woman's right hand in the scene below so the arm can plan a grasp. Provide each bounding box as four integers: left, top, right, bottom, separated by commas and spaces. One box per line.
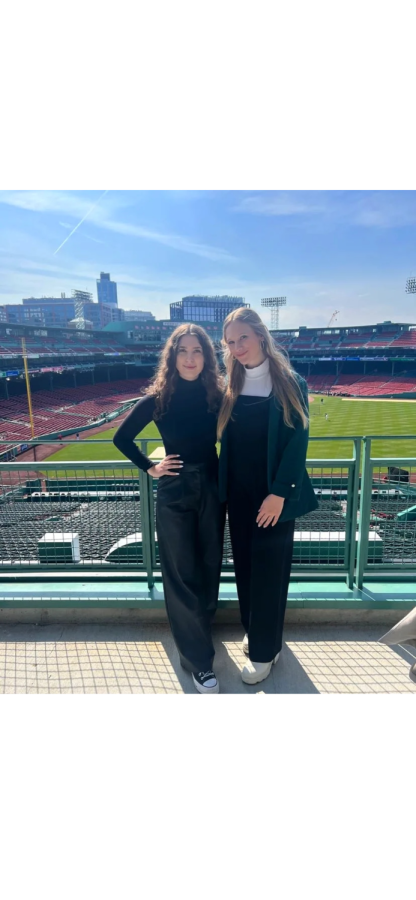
148, 454, 183, 478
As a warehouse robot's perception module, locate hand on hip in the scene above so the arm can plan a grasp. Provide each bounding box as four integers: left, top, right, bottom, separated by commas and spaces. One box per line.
148, 454, 183, 478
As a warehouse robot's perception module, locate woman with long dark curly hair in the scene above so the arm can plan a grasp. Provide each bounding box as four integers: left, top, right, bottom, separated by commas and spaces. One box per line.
218, 307, 318, 686
113, 323, 225, 693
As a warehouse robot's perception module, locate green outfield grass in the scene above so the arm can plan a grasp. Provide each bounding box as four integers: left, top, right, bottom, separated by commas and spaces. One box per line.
46, 394, 416, 468
47, 421, 162, 465
308, 394, 416, 458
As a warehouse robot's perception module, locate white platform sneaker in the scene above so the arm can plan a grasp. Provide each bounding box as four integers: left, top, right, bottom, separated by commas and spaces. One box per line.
241, 652, 280, 685
242, 634, 249, 656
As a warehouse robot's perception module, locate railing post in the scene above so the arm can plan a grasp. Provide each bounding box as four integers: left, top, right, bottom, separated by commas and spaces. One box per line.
138, 440, 156, 589
345, 438, 361, 589
356, 436, 372, 589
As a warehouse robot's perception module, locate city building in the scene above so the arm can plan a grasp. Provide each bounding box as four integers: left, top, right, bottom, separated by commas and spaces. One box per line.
170, 295, 248, 323
82, 302, 123, 329
3, 292, 242, 336
4, 293, 124, 330
104, 319, 165, 343
97, 272, 118, 307
20, 295, 76, 327
123, 310, 155, 321
104, 317, 225, 344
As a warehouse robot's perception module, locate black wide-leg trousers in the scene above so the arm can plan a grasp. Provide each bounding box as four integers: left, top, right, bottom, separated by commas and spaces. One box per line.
156, 463, 225, 673
228, 486, 295, 663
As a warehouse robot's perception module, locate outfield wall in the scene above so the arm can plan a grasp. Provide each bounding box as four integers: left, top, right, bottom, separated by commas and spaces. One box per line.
372, 392, 416, 400
311, 391, 416, 400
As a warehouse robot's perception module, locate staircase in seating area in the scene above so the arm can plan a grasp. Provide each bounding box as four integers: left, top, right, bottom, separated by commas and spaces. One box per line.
390, 329, 416, 348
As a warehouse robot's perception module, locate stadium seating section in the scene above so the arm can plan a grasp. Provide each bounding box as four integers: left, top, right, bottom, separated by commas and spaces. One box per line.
390, 330, 416, 348
1, 491, 414, 567
307, 372, 416, 396
275, 327, 416, 352
0, 379, 147, 451
2, 323, 416, 457
0, 336, 131, 358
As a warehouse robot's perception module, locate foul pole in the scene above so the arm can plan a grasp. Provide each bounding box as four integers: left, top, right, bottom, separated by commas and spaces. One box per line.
21, 338, 36, 461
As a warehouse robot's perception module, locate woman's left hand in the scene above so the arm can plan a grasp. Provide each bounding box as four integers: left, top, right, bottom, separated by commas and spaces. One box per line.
256, 494, 284, 528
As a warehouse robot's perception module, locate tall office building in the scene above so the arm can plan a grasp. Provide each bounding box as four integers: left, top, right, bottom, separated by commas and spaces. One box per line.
97, 272, 118, 307
170, 295, 247, 323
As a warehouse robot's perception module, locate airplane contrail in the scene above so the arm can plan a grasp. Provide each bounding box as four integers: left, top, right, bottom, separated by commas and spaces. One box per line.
53, 190, 108, 255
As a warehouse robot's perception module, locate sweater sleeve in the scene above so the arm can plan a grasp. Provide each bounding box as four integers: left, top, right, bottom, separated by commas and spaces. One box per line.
270, 377, 310, 500
113, 394, 156, 472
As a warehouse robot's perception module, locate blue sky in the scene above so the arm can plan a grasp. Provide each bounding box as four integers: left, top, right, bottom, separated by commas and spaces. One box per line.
0, 190, 415, 328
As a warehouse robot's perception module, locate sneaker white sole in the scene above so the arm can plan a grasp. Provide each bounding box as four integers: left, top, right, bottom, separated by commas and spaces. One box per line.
192, 674, 219, 694
241, 653, 280, 685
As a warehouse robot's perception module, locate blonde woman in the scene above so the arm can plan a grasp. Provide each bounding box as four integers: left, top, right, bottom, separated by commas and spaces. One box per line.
218, 308, 318, 685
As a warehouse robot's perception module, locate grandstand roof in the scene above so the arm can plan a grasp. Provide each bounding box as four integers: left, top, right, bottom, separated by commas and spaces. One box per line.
0, 320, 125, 342
273, 321, 416, 335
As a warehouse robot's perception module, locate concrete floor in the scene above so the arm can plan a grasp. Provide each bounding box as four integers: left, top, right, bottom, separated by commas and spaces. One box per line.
0, 623, 415, 693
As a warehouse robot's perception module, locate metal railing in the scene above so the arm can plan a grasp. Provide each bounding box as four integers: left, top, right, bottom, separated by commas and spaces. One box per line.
356, 436, 416, 587
0, 437, 415, 588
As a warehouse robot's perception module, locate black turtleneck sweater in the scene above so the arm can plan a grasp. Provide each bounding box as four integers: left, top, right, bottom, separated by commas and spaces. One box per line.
113, 376, 219, 472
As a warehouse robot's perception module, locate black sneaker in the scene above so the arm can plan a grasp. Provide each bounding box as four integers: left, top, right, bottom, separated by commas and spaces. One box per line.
192, 670, 219, 694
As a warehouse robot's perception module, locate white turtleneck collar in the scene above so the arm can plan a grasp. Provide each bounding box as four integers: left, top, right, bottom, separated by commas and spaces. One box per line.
240, 356, 273, 397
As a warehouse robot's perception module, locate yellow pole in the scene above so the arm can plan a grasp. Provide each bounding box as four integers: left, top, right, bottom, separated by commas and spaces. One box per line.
21, 338, 36, 461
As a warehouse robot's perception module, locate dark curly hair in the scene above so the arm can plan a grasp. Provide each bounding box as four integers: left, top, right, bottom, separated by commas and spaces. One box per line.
145, 323, 224, 419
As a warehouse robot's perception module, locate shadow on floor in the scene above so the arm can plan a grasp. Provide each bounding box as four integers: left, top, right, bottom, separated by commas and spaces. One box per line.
0, 623, 320, 694
0, 623, 415, 694
212, 629, 320, 694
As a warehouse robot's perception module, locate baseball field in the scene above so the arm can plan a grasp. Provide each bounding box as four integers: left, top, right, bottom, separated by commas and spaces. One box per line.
46, 394, 416, 464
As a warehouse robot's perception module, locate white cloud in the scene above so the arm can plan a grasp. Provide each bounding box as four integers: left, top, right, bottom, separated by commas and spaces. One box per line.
234, 193, 325, 216
352, 194, 416, 228
0, 190, 95, 218
0, 190, 236, 262
234, 190, 416, 230
96, 217, 236, 262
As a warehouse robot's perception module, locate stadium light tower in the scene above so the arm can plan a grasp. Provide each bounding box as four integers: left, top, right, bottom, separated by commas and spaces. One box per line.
72, 289, 93, 330
261, 297, 287, 330
405, 277, 416, 294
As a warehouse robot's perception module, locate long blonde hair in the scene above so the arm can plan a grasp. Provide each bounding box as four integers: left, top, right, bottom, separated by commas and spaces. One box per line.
217, 307, 308, 439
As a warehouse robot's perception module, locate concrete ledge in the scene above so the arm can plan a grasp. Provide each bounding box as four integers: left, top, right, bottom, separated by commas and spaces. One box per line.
0, 580, 413, 625
0, 606, 411, 627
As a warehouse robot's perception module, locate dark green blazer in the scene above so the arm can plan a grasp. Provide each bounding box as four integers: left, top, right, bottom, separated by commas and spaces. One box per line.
218, 374, 319, 522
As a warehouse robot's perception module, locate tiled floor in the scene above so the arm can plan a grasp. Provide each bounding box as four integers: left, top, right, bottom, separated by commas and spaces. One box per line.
0, 623, 415, 694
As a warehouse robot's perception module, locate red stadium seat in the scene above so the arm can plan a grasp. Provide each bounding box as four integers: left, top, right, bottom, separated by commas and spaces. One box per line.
0, 379, 148, 449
